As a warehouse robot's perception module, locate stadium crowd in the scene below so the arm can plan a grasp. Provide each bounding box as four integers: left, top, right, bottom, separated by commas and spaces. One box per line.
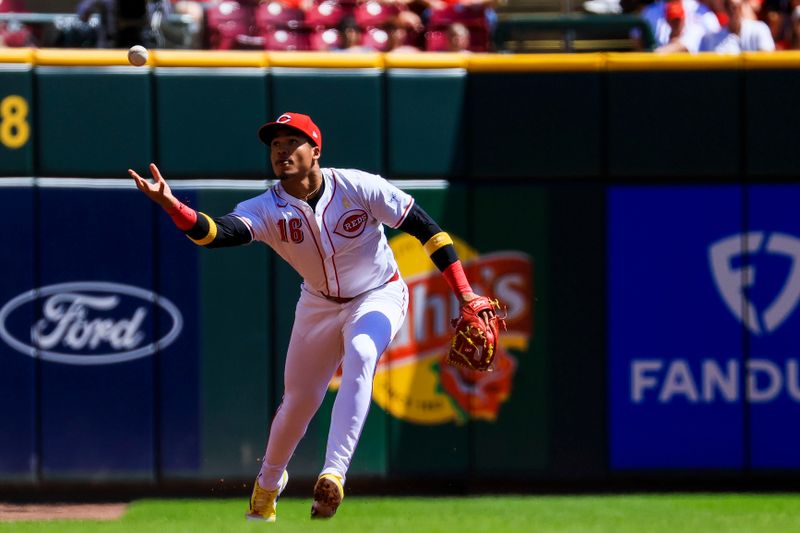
0, 0, 796, 52
0, 0, 493, 52
589, 0, 796, 51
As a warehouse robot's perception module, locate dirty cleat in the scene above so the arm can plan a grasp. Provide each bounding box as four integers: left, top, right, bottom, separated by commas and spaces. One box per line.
311, 473, 344, 519
246, 470, 289, 522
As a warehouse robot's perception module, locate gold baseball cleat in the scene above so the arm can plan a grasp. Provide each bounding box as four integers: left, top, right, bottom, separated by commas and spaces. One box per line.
310, 473, 344, 519
246, 470, 289, 522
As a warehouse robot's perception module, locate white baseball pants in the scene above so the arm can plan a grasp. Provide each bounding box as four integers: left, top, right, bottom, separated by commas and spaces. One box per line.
257, 277, 408, 489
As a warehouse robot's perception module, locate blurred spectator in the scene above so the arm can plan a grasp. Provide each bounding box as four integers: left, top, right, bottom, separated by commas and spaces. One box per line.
76, 0, 174, 48
701, 0, 775, 50
664, 0, 686, 46
701, 0, 730, 25
114, 0, 146, 48
583, 0, 623, 14
74, 0, 114, 46
0, 20, 34, 46
791, 5, 800, 48
761, 0, 791, 48
425, 3, 490, 51
336, 13, 374, 51
165, 0, 205, 47
385, 18, 421, 50
640, 0, 721, 52
446, 20, 470, 51
0, 0, 35, 47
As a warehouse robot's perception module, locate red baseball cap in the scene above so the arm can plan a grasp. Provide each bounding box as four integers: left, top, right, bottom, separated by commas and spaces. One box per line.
258, 112, 322, 150
665, 0, 685, 21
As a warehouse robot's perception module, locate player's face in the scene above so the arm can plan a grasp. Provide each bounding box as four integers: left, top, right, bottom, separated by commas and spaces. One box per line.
270, 131, 320, 180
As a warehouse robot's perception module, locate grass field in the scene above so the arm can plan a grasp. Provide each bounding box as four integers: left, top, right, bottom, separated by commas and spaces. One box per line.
2, 494, 800, 532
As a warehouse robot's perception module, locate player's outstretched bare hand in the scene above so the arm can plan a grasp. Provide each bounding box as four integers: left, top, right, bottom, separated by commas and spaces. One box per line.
128, 163, 176, 210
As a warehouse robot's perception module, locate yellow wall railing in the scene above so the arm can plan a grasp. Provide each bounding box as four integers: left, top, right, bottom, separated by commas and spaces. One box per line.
1, 48, 799, 71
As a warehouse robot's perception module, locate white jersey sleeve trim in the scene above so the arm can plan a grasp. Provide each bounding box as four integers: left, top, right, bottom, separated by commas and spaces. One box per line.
232, 214, 255, 241
392, 197, 415, 229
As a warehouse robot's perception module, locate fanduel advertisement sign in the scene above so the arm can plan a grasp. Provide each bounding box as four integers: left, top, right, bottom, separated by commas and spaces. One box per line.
609, 185, 800, 469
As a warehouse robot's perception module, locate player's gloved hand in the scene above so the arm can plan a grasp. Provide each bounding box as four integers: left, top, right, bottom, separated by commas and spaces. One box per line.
459, 292, 495, 327
446, 295, 506, 372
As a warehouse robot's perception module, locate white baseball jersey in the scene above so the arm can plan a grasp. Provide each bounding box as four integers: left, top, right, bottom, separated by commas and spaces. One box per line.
640, 0, 721, 53
233, 168, 415, 299
700, 19, 775, 53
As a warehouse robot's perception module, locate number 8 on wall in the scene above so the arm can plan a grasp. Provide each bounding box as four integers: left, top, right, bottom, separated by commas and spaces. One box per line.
0, 95, 30, 150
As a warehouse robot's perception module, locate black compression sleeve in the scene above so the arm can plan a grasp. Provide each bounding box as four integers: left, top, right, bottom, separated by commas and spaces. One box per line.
398, 203, 441, 240
203, 214, 253, 249
181, 211, 252, 248
397, 203, 459, 271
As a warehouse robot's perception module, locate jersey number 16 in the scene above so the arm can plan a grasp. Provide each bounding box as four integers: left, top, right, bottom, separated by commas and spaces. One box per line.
278, 218, 304, 243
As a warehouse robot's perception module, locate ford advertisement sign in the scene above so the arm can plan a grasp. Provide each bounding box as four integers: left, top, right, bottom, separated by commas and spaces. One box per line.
0, 281, 183, 365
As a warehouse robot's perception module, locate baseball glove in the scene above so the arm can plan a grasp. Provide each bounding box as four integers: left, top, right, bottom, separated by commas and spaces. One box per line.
446, 297, 505, 372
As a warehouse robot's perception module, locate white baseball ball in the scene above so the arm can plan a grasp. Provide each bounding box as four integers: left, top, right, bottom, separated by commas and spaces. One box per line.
127, 45, 149, 67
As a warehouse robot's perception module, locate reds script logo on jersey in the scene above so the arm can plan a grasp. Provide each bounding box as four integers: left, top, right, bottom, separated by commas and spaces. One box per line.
232, 168, 414, 299
334, 210, 369, 238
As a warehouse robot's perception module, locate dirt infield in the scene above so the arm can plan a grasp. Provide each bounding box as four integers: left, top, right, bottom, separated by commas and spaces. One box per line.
0, 502, 128, 521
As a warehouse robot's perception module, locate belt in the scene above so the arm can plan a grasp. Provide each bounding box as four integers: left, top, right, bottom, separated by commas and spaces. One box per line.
322, 272, 399, 304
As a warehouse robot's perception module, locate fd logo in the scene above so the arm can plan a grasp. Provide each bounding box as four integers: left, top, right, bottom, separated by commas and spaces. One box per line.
0, 281, 183, 365
710, 231, 800, 336
329, 233, 534, 424
334, 209, 369, 238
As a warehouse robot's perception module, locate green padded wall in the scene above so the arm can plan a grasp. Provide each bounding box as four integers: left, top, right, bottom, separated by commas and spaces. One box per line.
468, 72, 602, 178
270, 68, 383, 174
155, 68, 270, 178
745, 69, 800, 177
0, 66, 33, 176
607, 70, 741, 177
387, 69, 466, 177
36, 67, 152, 177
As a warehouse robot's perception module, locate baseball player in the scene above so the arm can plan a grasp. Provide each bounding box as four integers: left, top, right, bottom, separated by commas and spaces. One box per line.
129, 112, 493, 522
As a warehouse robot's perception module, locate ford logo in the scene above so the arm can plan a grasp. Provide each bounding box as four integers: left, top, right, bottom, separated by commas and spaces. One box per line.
0, 281, 183, 365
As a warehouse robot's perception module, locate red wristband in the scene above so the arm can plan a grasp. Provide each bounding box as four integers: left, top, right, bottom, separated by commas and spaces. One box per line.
164, 199, 197, 231
443, 261, 473, 296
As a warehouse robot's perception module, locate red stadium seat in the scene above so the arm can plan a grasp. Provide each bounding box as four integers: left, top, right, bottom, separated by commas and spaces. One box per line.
306, 1, 350, 28
424, 29, 448, 52
360, 26, 390, 51
0, 0, 25, 13
354, 1, 399, 28
0, 23, 33, 47
426, 5, 490, 52
206, 1, 256, 50
263, 27, 311, 50
427, 4, 488, 27
467, 25, 489, 52
255, 1, 306, 30
310, 27, 343, 50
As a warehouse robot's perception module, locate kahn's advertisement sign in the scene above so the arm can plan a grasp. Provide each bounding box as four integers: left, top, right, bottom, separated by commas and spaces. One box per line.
610, 185, 800, 469
0, 281, 183, 365
330, 233, 534, 425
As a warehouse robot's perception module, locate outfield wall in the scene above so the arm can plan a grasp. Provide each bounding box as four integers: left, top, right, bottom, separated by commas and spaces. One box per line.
1, 51, 799, 488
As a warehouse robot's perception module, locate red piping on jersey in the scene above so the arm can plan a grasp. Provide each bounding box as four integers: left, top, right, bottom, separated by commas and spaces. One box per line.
393, 198, 415, 229
292, 206, 330, 296
271, 187, 289, 207
324, 170, 342, 297
275, 182, 330, 294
